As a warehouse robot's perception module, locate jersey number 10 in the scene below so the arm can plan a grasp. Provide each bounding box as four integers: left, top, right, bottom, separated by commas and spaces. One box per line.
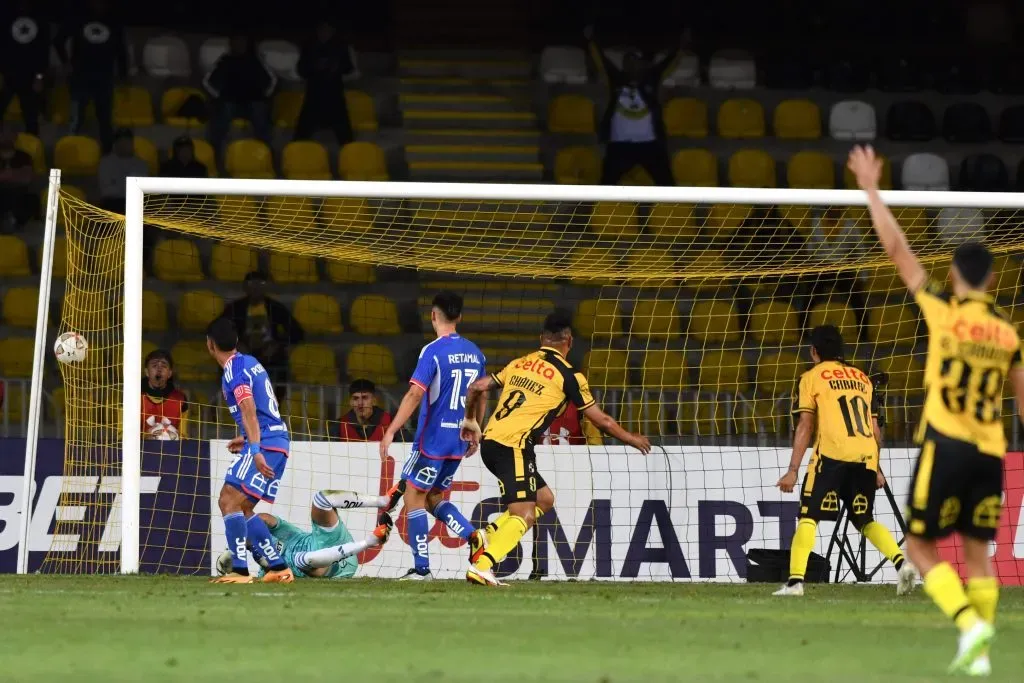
837, 395, 873, 438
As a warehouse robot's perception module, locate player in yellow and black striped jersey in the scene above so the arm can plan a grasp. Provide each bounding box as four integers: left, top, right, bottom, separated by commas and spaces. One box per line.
458, 308, 651, 586
774, 325, 912, 597
850, 144, 1024, 676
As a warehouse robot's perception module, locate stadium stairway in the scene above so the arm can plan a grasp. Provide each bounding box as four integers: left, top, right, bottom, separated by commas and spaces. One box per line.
398, 51, 543, 182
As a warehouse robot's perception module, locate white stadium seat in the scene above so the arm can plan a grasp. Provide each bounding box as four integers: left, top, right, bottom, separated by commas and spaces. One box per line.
829, 100, 876, 140
708, 49, 756, 89
142, 35, 190, 77
540, 46, 588, 84
900, 152, 950, 190
199, 37, 229, 74
259, 40, 301, 82
936, 208, 985, 244
662, 50, 700, 87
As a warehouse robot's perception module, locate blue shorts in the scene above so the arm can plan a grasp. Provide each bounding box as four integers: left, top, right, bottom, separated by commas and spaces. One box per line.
401, 450, 462, 492
224, 437, 289, 503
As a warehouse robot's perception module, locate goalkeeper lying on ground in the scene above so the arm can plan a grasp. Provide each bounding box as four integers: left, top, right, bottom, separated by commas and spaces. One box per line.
217, 488, 401, 579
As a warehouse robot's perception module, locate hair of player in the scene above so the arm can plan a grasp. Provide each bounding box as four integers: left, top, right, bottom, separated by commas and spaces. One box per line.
205, 317, 239, 353
809, 324, 845, 362
432, 290, 463, 322
541, 308, 574, 344
951, 241, 993, 288
349, 378, 376, 395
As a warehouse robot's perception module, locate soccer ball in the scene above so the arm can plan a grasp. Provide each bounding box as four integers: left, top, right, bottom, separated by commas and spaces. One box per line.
54, 331, 88, 364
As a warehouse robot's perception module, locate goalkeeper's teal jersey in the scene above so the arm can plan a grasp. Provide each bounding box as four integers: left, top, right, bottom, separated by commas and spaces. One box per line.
261, 516, 358, 579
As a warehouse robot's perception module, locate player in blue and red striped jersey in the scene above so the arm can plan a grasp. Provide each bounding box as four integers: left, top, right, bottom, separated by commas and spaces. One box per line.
206, 317, 294, 584
379, 291, 486, 579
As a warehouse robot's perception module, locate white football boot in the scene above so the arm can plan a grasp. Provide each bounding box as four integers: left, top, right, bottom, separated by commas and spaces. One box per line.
772, 581, 804, 596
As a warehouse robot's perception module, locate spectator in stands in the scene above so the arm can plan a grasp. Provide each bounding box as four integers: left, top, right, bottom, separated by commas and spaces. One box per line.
159, 136, 209, 178
294, 20, 353, 145
0, 0, 51, 136
541, 402, 602, 445
141, 349, 189, 440
220, 271, 304, 386
585, 26, 684, 186
338, 379, 392, 441
0, 128, 36, 231
97, 128, 148, 213
56, 0, 128, 152
203, 35, 276, 161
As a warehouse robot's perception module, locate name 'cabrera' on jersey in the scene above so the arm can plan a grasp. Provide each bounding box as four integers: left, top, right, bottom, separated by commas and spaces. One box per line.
410, 333, 485, 459
915, 278, 1024, 457
221, 352, 288, 439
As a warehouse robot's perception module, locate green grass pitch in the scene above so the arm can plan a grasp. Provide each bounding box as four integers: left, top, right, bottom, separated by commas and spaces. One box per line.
1, 576, 1021, 682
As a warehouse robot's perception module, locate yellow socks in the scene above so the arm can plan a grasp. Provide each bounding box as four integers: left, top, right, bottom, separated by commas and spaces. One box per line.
924, 563, 980, 633
861, 521, 905, 570
475, 514, 528, 572
485, 507, 543, 536
966, 576, 999, 624
788, 518, 817, 582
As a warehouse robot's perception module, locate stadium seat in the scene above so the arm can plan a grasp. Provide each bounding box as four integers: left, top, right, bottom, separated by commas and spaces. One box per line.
588, 202, 639, 236
755, 351, 803, 395
748, 301, 800, 345
54, 135, 101, 176
225, 139, 274, 179
705, 204, 752, 233
935, 208, 985, 244
992, 254, 1023, 298
350, 294, 401, 335
647, 203, 700, 239
689, 299, 740, 343
345, 344, 397, 385
863, 264, 901, 295
942, 102, 993, 143
289, 343, 339, 384
998, 105, 1024, 142
933, 58, 982, 95
672, 149, 718, 186
258, 40, 301, 81
569, 245, 626, 284
717, 99, 765, 138
708, 50, 756, 89
540, 46, 588, 84
265, 196, 317, 232
284, 392, 324, 434
893, 207, 932, 241
0, 235, 31, 276
829, 100, 877, 140
199, 37, 229, 73
697, 350, 749, 394
584, 349, 630, 389
885, 101, 936, 141
133, 136, 159, 175
959, 154, 1008, 191
554, 147, 600, 184
272, 90, 304, 128
113, 86, 155, 127
872, 304, 920, 344
268, 252, 318, 284
548, 94, 595, 134
346, 91, 379, 133
662, 51, 701, 88
900, 153, 949, 190
574, 299, 622, 338
631, 300, 681, 338
178, 290, 225, 332
664, 98, 708, 138
807, 302, 857, 338
167, 137, 216, 176
210, 244, 258, 282
170, 340, 219, 383
15, 133, 46, 174
0, 338, 34, 377
153, 239, 204, 282
215, 195, 261, 227
338, 142, 388, 181
773, 99, 821, 139
786, 151, 834, 189
843, 153, 893, 190
826, 58, 870, 92
141, 290, 169, 332
728, 149, 775, 187
873, 354, 924, 394
279, 141, 332, 181
293, 293, 344, 335
327, 261, 377, 284
2, 287, 37, 328
161, 87, 208, 126
142, 35, 190, 77
640, 350, 688, 388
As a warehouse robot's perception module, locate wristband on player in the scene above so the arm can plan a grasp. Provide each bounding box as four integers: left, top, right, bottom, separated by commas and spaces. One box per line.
241, 442, 262, 457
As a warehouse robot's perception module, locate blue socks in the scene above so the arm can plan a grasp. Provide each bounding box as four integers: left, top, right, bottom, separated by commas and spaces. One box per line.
246, 514, 286, 571
433, 500, 473, 541
223, 511, 248, 573
407, 508, 431, 573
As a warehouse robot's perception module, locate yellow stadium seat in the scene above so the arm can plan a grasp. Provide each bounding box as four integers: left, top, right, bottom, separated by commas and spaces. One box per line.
689, 299, 740, 343
773, 99, 821, 139
0, 236, 31, 276
338, 142, 388, 181
50, 236, 67, 279
664, 97, 708, 138
179, 290, 225, 332
697, 350, 749, 393
2, 287, 37, 328
749, 301, 800, 345
892, 207, 930, 241
350, 294, 401, 335
548, 94, 595, 134
327, 261, 377, 284
210, 243, 259, 282
284, 392, 324, 435
705, 204, 753, 233
54, 135, 101, 176
672, 149, 718, 186
992, 254, 1023, 299
631, 300, 681, 338
15, 133, 46, 174
589, 202, 639, 236
844, 154, 893, 190
0, 338, 33, 377
282, 141, 331, 180
574, 299, 623, 338
215, 195, 262, 229
647, 203, 700, 239
269, 252, 319, 283
225, 139, 274, 179
554, 147, 600, 184
141, 340, 158, 364
265, 196, 317, 232
141, 290, 169, 332
153, 239, 204, 282
169, 341, 218, 383
113, 85, 155, 126
626, 246, 678, 287
289, 343, 339, 384
161, 87, 207, 126
754, 351, 804, 395
862, 264, 901, 295
640, 350, 689, 388
345, 344, 397, 384
728, 149, 775, 187
134, 136, 160, 175
272, 90, 304, 127
807, 302, 857, 337
873, 354, 924, 393
346, 90, 379, 132
717, 98, 765, 138
584, 349, 630, 388
787, 151, 834, 189
294, 293, 344, 335
872, 304, 920, 344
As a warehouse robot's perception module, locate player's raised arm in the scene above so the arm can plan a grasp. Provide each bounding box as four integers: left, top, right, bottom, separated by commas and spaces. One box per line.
847, 145, 927, 293
580, 403, 650, 454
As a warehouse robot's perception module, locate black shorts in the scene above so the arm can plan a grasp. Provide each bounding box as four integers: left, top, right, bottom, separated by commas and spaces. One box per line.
800, 455, 877, 527
907, 428, 1004, 542
480, 440, 547, 506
